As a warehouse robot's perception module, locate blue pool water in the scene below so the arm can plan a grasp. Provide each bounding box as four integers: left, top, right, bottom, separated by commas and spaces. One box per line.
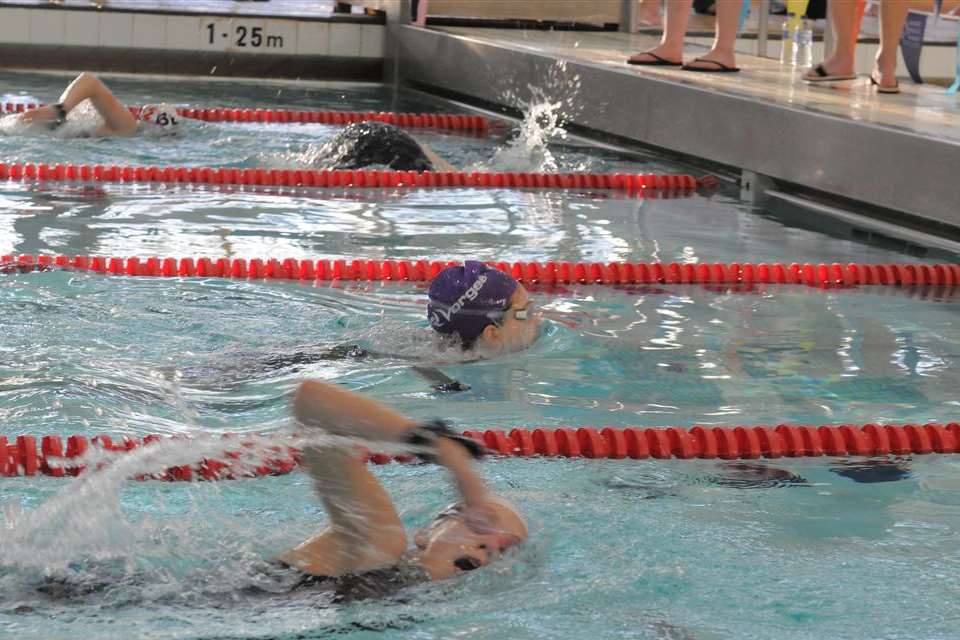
1, 71, 960, 640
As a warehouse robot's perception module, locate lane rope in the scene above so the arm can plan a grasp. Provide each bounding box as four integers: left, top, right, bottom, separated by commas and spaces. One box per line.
0, 162, 704, 193
2, 255, 957, 288
2, 423, 957, 480
1, 102, 491, 133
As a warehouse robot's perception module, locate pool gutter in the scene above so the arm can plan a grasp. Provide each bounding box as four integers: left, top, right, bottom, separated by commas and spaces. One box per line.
397, 25, 960, 235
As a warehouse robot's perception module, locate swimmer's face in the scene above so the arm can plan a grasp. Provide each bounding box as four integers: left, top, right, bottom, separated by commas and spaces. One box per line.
478, 285, 541, 353
412, 497, 527, 580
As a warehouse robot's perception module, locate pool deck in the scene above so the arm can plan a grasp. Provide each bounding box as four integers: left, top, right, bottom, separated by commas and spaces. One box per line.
398, 26, 960, 232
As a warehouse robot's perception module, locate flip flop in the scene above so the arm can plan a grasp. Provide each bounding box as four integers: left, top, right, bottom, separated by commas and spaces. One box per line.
628, 51, 682, 66
681, 58, 740, 73
804, 64, 857, 82
869, 72, 900, 94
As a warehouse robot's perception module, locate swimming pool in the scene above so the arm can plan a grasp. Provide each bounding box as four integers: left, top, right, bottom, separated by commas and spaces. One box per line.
2, 70, 959, 640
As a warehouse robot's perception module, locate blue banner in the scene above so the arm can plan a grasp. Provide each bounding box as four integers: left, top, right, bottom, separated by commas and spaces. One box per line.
900, 11, 927, 84
949, 23, 960, 94
737, 0, 751, 34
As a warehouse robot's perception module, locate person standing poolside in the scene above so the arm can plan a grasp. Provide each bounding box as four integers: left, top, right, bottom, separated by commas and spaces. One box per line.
803, 0, 907, 93
275, 378, 528, 601
628, 0, 742, 72
0, 72, 180, 137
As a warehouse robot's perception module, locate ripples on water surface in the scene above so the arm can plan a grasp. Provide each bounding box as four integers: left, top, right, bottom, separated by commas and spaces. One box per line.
2, 71, 960, 640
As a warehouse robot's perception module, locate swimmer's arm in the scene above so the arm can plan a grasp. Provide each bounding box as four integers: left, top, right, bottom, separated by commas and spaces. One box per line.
435, 437, 489, 508
59, 72, 137, 136
419, 143, 456, 172
285, 380, 414, 576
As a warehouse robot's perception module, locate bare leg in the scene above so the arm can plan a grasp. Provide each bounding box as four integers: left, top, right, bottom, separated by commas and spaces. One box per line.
683, 0, 739, 69
873, 0, 907, 89
638, 0, 664, 27
805, 0, 860, 78
628, 0, 692, 64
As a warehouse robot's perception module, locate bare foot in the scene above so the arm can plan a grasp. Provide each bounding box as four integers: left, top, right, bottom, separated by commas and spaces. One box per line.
682, 50, 737, 71
628, 45, 682, 65
872, 55, 898, 90
628, 51, 682, 65
803, 57, 854, 81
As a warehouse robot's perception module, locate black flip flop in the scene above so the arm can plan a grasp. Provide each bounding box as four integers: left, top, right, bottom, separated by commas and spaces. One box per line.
628, 51, 682, 66
804, 63, 857, 82
681, 58, 740, 73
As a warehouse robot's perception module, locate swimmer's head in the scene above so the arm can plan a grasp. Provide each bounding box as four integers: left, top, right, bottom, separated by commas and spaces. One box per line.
138, 103, 181, 135
323, 121, 433, 171
412, 496, 528, 580
427, 261, 540, 352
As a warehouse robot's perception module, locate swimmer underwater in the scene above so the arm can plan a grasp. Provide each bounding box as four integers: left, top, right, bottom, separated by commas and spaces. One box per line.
1, 72, 179, 137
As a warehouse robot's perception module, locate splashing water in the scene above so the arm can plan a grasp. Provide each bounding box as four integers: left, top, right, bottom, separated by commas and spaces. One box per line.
0, 430, 437, 571
487, 61, 585, 173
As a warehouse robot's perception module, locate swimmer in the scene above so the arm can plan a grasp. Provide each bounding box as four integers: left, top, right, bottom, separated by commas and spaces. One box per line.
312, 120, 455, 172
1, 72, 179, 138
276, 379, 527, 601
252, 262, 539, 389
427, 261, 541, 353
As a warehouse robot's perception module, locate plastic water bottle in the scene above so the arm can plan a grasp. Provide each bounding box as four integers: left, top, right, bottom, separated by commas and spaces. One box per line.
780, 16, 797, 66
795, 19, 814, 69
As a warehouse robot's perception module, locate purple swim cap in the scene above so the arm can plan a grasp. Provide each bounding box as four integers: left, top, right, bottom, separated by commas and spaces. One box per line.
427, 261, 518, 344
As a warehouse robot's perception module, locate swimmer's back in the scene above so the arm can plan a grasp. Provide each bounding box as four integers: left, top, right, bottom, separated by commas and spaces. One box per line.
317, 121, 434, 171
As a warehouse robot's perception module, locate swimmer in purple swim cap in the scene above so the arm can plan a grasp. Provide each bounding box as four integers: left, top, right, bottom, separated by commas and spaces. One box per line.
427, 261, 541, 353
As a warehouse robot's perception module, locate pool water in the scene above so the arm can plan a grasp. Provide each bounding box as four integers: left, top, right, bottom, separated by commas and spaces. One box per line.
2, 71, 960, 640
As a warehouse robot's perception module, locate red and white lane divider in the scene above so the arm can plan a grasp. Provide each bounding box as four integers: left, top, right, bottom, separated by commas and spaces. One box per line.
2, 423, 957, 480
1, 102, 491, 132
0, 162, 705, 193
2, 255, 957, 288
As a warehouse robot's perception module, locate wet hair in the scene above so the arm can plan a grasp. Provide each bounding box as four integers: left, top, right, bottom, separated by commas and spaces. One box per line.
318, 121, 434, 171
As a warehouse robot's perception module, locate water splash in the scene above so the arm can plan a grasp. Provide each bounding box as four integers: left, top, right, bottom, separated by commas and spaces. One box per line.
486, 61, 585, 173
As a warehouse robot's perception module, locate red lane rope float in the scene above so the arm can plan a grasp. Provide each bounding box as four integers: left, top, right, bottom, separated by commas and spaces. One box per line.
1, 102, 491, 133
2, 254, 958, 288
0, 162, 703, 193
3, 424, 959, 480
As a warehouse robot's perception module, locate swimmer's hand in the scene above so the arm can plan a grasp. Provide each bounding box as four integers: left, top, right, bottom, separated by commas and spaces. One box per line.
435, 381, 470, 392
321, 344, 369, 360
411, 365, 470, 393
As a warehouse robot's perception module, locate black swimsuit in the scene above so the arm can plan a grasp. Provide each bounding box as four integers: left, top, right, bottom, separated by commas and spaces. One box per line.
274, 559, 431, 603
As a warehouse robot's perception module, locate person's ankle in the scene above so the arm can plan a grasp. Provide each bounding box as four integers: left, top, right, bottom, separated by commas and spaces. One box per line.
874, 54, 897, 74
822, 56, 854, 73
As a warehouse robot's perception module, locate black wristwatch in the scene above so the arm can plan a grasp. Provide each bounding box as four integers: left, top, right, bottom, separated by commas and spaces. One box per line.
404, 420, 486, 463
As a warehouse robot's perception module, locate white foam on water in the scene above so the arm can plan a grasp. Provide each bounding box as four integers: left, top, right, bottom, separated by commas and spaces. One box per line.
485, 61, 585, 173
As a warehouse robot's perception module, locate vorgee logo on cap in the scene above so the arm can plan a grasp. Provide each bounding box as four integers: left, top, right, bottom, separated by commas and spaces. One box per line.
429, 274, 488, 328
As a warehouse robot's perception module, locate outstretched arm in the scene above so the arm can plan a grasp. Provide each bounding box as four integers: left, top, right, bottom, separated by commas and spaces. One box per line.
420, 142, 456, 172
18, 72, 137, 136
